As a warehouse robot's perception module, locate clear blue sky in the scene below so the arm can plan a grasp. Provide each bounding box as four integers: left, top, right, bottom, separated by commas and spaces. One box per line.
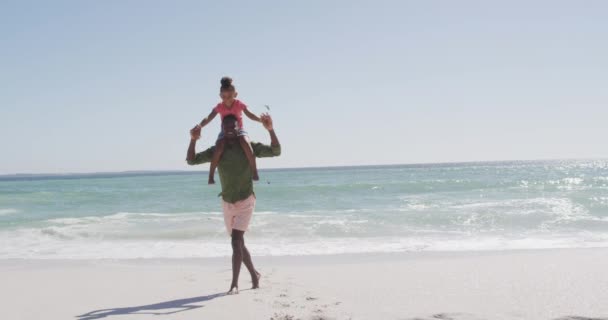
1, 1, 606, 174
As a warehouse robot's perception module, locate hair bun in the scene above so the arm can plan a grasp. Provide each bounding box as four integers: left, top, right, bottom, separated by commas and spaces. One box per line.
220, 76, 233, 87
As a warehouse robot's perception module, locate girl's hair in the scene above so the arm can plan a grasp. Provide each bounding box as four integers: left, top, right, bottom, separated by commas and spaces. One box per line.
220, 76, 235, 92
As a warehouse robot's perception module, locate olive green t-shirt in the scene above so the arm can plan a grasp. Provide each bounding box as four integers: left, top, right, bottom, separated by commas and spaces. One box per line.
187, 142, 281, 203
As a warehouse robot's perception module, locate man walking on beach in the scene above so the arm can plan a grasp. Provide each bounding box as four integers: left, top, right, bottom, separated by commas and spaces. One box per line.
186, 113, 281, 294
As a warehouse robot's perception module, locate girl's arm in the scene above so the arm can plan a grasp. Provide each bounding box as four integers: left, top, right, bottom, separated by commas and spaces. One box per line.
243, 108, 262, 123
198, 110, 218, 128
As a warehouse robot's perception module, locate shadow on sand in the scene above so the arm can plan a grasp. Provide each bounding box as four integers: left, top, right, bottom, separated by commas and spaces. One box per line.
553, 317, 608, 320
405, 314, 608, 320
75, 292, 226, 320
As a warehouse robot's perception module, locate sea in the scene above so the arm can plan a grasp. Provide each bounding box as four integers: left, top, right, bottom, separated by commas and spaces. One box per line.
1, 159, 608, 259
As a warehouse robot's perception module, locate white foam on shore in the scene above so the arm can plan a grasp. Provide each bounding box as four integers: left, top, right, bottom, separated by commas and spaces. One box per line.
2, 231, 608, 259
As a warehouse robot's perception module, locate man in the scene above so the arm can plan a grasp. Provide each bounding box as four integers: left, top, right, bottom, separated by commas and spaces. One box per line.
186, 113, 281, 295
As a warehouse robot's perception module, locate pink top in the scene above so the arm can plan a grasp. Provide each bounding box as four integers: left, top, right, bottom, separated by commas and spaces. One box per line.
213, 99, 248, 129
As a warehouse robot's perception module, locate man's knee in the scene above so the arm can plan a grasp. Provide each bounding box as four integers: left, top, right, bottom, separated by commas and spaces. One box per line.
231, 230, 244, 248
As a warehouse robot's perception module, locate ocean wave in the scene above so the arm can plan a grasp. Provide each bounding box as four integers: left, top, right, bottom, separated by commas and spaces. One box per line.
391, 196, 608, 233
9, 222, 225, 242
398, 197, 593, 218
314, 219, 369, 226
28, 211, 231, 241
27, 197, 607, 243
0, 208, 19, 216
47, 211, 224, 225
22, 210, 378, 242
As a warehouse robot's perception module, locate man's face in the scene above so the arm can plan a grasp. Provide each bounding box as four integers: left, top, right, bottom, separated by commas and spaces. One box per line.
222, 119, 239, 140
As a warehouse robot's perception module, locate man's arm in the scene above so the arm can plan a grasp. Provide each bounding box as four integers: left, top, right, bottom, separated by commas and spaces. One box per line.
186, 139, 198, 164
186, 126, 215, 165
251, 113, 281, 158
268, 129, 279, 147
262, 113, 279, 147
186, 126, 201, 163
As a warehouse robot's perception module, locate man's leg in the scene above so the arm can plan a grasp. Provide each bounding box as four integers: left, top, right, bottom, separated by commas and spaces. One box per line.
228, 229, 244, 294
242, 242, 261, 289
228, 230, 261, 294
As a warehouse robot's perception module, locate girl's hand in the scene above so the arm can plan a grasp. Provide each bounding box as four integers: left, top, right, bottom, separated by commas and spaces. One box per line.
261, 113, 273, 131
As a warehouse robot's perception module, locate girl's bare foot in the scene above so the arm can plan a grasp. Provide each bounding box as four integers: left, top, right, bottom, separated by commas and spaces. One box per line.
252, 271, 261, 289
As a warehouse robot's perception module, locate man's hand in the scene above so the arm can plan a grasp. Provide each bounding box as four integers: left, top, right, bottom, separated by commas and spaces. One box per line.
260, 113, 274, 131
190, 125, 201, 140
261, 113, 279, 147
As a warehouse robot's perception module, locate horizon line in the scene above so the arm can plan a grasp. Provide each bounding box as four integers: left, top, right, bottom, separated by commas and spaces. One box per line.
1, 157, 607, 178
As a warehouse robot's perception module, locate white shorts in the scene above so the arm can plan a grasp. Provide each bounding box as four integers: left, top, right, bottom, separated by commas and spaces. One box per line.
222, 194, 256, 235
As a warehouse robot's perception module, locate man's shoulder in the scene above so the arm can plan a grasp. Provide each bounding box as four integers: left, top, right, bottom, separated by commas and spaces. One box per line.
250, 141, 275, 149
202, 145, 216, 153
187, 145, 216, 165
251, 141, 281, 157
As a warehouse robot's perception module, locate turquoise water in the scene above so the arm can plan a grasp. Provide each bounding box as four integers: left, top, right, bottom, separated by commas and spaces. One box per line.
1, 160, 608, 259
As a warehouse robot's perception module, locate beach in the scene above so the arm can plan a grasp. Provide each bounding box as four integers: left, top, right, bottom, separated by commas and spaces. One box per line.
2, 162, 608, 319
3, 0, 607, 318
3, 248, 608, 320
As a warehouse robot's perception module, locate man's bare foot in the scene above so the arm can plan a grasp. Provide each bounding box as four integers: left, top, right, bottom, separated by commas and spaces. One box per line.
227, 285, 239, 295
252, 271, 261, 289
208, 177, 215, 185
252, 172, 260, 181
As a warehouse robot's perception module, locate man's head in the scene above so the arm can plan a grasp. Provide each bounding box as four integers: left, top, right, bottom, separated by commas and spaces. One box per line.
222, 115, 239, 141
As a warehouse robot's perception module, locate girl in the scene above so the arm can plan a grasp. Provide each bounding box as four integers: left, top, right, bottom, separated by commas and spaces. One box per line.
196, 77, 261, 184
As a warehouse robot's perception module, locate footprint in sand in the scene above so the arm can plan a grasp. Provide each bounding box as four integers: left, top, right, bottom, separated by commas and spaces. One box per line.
272, 300, 291, 308
402, 313, 487, 320
269, 312, 295, 320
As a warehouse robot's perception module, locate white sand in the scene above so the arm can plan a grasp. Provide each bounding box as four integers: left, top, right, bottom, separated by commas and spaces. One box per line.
2, 248, 608, 320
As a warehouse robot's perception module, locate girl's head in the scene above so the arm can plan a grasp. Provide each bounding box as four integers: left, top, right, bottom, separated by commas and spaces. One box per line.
219, 76, 237, 103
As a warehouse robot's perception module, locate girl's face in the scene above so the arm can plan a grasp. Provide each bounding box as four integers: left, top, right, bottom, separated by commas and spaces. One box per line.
220, 89, 237, 104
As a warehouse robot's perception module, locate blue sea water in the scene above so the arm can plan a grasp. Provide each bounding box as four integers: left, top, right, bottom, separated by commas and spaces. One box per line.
1, 159, 608, 259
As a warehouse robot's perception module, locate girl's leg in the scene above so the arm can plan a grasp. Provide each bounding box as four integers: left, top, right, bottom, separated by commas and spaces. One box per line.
209, 138, 225, 184
238, 135, 259, 181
